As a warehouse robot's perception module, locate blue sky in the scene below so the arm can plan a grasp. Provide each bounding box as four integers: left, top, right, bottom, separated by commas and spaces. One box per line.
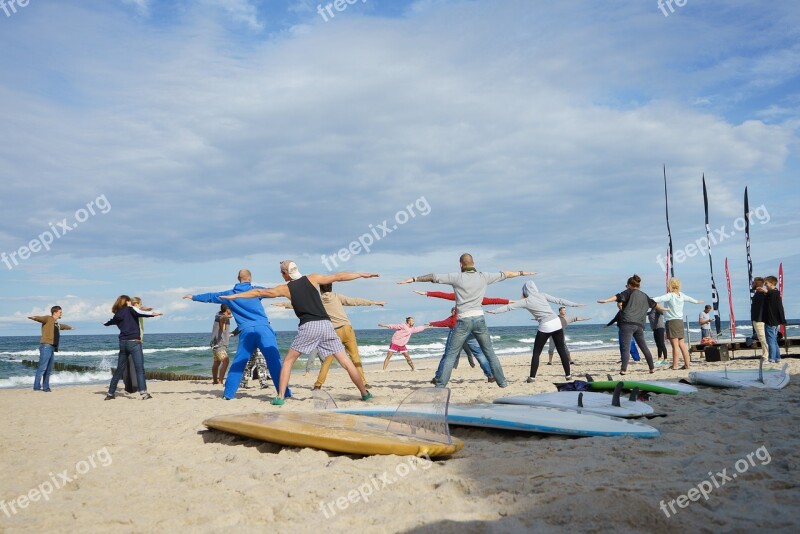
1, 0, 798, 335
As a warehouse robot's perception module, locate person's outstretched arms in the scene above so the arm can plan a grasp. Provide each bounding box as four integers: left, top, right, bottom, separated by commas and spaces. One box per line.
28, 316, 47, 323
221, 286, 288, 300
500, 271, 537, 278
486, 300, 527, 314
309, 272, 379, 286
597, 296, 618, 304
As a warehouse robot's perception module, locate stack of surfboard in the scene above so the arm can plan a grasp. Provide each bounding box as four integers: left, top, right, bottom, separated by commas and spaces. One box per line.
337, 401, 660, 439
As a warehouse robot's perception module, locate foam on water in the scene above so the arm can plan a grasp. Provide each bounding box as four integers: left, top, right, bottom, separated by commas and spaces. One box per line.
0, 371, 112, 389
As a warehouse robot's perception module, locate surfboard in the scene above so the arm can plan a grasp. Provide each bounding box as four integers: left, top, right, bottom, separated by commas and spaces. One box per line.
494, 391, 654, 418
688, 364, 790, 389
335, 404, 660, 438
203, 411, 463, 457
585, 380, 697, 395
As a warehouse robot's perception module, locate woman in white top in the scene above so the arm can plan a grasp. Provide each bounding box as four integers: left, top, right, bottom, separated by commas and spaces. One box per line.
651, 278, 704, 370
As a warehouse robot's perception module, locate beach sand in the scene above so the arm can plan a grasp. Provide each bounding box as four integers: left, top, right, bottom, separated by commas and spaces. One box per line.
1, 348, 798, 533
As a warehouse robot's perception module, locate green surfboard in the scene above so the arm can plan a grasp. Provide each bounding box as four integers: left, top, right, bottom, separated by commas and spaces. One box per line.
587, 380, 697, 395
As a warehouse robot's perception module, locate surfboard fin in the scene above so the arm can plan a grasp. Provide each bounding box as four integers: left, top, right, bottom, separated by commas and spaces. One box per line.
611, 382, 623, 407
628, 387, 640, 402
386, 387, 453, 445
313, 389, 339, 410
577, 392, 584, 408
607, 374, 614, 382
585, 374, 594, 382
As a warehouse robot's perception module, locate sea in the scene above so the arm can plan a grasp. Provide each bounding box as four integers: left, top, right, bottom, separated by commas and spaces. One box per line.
1, 321, 792, 389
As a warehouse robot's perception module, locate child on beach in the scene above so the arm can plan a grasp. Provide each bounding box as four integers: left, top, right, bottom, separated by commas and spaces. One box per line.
379, 317, 429, 371
210, 304, 232, 384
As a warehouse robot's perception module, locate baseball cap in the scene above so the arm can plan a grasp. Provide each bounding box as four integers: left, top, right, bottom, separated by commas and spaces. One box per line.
280, 260, 302, 280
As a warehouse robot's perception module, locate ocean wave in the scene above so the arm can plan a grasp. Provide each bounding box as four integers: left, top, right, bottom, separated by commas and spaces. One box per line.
0, 371, 112, 389
569, 340, 604, 346
0, 346, 210, 358
518, 338, 536, 343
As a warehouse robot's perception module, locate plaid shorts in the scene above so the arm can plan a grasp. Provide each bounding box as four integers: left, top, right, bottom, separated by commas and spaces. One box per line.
290, 320, 345, 356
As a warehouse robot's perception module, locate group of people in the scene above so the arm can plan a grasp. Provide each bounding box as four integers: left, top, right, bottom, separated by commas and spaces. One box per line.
27, 254, 789, 404
750, 276, 787, 363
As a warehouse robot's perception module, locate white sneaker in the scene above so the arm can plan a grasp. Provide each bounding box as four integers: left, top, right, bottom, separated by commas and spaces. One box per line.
526, 376, 535, 383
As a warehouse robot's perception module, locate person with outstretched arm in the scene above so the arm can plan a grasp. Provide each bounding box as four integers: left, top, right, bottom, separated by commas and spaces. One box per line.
379, 317, 429, 371
487, 281, 585, 383
28, 306, 74, 392
222, 260, 377, 405
398, 253, 534, 388
183, 269, 290, 400
598, 274, 663, 376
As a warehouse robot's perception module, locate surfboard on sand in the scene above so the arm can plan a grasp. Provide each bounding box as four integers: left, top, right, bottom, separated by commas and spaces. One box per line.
203, 411, 463, 457
580, 374, 697, 395
203, 388, 463, 457
689, 363, 790, 389
335, 403, 660, 439
494, 386, 655, 419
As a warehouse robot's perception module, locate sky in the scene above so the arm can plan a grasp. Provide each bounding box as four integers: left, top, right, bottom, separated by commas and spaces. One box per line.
0, 0, 798, 336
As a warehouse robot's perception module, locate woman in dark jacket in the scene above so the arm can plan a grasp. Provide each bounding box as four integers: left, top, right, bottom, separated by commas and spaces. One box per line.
104, 295, 161, 400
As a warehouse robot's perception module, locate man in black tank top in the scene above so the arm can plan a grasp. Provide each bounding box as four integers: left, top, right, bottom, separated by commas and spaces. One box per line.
222, 260, 379, 405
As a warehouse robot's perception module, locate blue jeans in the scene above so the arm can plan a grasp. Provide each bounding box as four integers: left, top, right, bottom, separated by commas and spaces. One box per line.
435, 316, 506, 387
34, 344, 55, 391
435, 331, 493, 380
225, 325, 290, 400
765, 325, 780, 362
108, 339, 147, 395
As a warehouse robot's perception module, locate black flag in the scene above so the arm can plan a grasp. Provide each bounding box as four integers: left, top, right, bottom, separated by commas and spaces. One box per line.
702, 175, 721, 334
663, 165, 675, 278
745, 187, 753, 302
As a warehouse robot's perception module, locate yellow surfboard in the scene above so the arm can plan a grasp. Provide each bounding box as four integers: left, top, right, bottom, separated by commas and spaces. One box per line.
203, 411, 463, 457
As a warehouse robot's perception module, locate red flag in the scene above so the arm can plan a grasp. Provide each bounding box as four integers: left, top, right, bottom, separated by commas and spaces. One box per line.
779, 263, 785, 337
725, 258, 736, 339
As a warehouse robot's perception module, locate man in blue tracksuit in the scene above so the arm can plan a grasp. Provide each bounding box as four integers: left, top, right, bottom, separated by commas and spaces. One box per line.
184, 269, 290, 400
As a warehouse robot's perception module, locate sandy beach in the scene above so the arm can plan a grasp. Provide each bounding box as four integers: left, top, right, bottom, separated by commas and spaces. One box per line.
1, 348, 798, 533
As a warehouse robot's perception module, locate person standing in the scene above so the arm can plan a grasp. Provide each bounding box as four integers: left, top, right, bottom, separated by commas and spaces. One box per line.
427, 307, 495, 383
314, 284, 383, 389
651, 278, 703, 371
210, 304, 232, 384
750, 277, 769, 361
414, 289, 509, 381
28, 306, 74, 392
762, 275, 786, 363
221, 260, 376, 405
379, 317, 429, 371
487, 281, 585, 383
183, 269, 290, 400
399, 253, 534, 388
699, 305, 714, 341
597, 274, 658, 375
547, 307, 590, 365
276, 284, 384, 388
648, 308, 668, 364
103, 295, 162, 400
240, 348, 271, 389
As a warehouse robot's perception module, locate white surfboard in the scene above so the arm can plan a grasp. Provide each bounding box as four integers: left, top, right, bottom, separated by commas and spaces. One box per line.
334, 403, 660, 439
689, 364, 789, 389
494, 391, 654, 418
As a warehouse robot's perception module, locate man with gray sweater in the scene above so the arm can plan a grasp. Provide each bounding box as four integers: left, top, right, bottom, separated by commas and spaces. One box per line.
399, 253, 534, 388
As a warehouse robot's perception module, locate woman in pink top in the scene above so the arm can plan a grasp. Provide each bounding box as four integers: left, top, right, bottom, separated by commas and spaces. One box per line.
379, 317, 429, 370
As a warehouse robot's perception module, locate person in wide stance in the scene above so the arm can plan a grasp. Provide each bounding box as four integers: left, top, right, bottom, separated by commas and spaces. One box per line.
222, 261, 377, 405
